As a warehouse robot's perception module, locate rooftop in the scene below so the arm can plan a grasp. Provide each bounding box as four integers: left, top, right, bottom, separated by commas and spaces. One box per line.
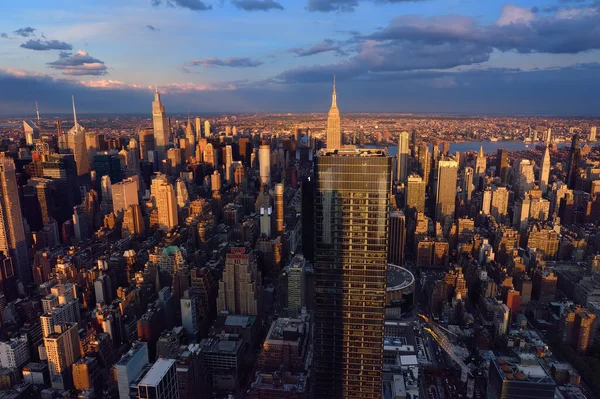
317, 147, 390, 157
494, 358, 554, 385
387, 264, 415, 292
138, 358, 175, 387
116, 341, 148, 366
265, 317, 306, 343
224, 315, 255, 328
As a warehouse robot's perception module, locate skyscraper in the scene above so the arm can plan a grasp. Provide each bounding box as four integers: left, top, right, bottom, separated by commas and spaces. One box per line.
0, 154, 29, 285
195, 117, 201, 139
156, 181, 178, 231
313, 147, 391, 398
566, 133, 579, 189
540, 146, 551, 195
418, 143, 431, 189
137, 358, 178, 399
435, 160, 458, 225
44, 322, 81, 389
68, 97, 90, 178
217, 245, 263, 316
259, 144, 271, 186
204, 120, 210, 137
491, 186, 509, 224
406, 175, 426, 213
397, 131, 409, 182
152, 88, 169, 160
326, 76, 341, 150
496, 149, 509, 184
474, 145, 486, 188
274, 183, 284, 236
388, 211, 406, 265
590, 126, 596, 142
112, 178, 139, 213
463, 166, 474, 202
23, 120, 40, 146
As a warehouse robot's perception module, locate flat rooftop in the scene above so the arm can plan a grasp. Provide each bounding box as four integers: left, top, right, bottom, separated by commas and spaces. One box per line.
317, 147, 390, 157
138, 358, 175, 387
387, 264, 415, 291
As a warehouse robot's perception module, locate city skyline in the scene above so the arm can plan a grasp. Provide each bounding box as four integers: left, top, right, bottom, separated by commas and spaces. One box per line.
2, 0, 600, 115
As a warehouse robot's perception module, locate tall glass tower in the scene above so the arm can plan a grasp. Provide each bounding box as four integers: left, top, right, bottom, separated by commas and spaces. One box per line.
313, 147, 391, 398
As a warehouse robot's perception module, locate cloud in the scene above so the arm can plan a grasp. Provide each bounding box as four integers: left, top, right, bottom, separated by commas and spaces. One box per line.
307, 0, 426, 13
232, 0, 283, 11
151, 0, 212, 10
20, 39, 73, 51
187, 57, 263, 68
431, 76, 457, 88
495, 4, 537, 26
47, 50, 108, 76
13, 27, 36, 37
289, 39, 347, 56
1, 33, 8, 39
146, 25, 160, 31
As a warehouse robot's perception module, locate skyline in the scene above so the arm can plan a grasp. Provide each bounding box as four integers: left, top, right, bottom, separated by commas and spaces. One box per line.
2, 0, 600, 115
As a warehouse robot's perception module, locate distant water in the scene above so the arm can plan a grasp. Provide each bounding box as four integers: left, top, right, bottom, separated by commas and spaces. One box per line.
367, 141, 571, 156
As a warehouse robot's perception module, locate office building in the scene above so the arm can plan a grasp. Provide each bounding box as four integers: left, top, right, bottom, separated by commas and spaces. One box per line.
122, 204, 145, 237
274, 183, 284, 236
513, 160, 535, 199
590, 126, 596, 142
112, 178, 139, 213
532, 269, 557, 303
559, 305, 596, 353
388, 211, 406, 266
204, 120, 210, 137
540, 146, 551, 195
435, 160, 458, 225
152, 88, 170, 160
256, 187, 272, 237
418, 143, 430, 189
41, 298, 81, 337
0, 154, 30, 285
180, 290, 201, 339
138, 128, 155, 161
259, 144, 271, 186
217, 245, 263, 316
326, 76, 341, 150
474, 145, 486, 187
138, 358, 178, 399
67, 97, 90, 178
156, 181, 178, 231
260, 315, 311, 372
397, 131, 409, 182
313, 147, 391, 398
115, 342, 150, 399
199, 334, 245, 394
23, 120, 40, 146
463, 167, 474, 202
566, 133, 580, 189
72, 357, 101, 391
497, 149, 509, 184
406, 175, 426, 213
285, 255, 306, 316
44, 322, 81, 389
491, 186, 509, 224
487, 358, 555, 399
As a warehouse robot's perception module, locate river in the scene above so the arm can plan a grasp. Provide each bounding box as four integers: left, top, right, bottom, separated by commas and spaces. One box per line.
366, 141, 571, 156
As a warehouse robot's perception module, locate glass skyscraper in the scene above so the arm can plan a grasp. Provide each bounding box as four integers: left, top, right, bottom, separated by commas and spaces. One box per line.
313, 147, 391, 398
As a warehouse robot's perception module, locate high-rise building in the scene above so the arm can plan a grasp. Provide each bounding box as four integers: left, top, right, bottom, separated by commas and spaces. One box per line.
152, 89, 169, 161
435, 160, 458, 225
138, 128, 155, 161
138, 358, 178, 399
195, 117, 201, 139
112, 177, 139, 213
122, 204, 145, 237
274, 183, 284, 236
406, 175, 426, 213
566, 133, 579, 189
259, 144, 271, 186
44, 322, 81, 390
496, 149, 509, 184
540, 146, 551, 195
67, 97, 90, 178
23, 120, 40, 146
156, 181, 178, 231
23, 177, 56, 231
474, 145, 486, 188
313, 147, 391, 398
463, 167, 474, 202
217, 245, 263, 316
204, 120, 210, 137
326, 76, 341, 150
0, 334, 29, 369
558, 305, 596, 353
0, 154, 29, 285
491, 186, 509, 224
397, 131, 409, 182
513, 159, 535, 199
590, 126, 596, 142
224, 145, 233, 182
285, 254, 306, 316
185, 117, 195, 159
418, 143, 430, 189
388, 211, 406, 265
116, 341, 150, 399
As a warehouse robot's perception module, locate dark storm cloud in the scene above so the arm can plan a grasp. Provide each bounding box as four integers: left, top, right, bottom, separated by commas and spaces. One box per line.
146, 25, 160, 31
232, 0, 284, 11
13, 27, 36, 37
187, 57, 263, 68
3, 65, 600, 116
289, 39, 347, 56
47, 51, 108, 76
1, 33, 8, 38
20, 39, 73, 51
151, 0, 212, 10
307, 0, 426, 13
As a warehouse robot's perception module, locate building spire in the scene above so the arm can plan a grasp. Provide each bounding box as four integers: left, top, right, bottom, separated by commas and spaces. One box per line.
331, 74, 337, 108
478, 145, 484, 158
72, 95, 78, 127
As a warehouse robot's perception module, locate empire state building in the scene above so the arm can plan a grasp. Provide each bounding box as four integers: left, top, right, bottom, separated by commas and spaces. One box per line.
326, 76, 341, 150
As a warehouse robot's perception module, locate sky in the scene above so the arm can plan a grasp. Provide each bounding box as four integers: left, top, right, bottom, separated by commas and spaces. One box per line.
1, 0, 600, 116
